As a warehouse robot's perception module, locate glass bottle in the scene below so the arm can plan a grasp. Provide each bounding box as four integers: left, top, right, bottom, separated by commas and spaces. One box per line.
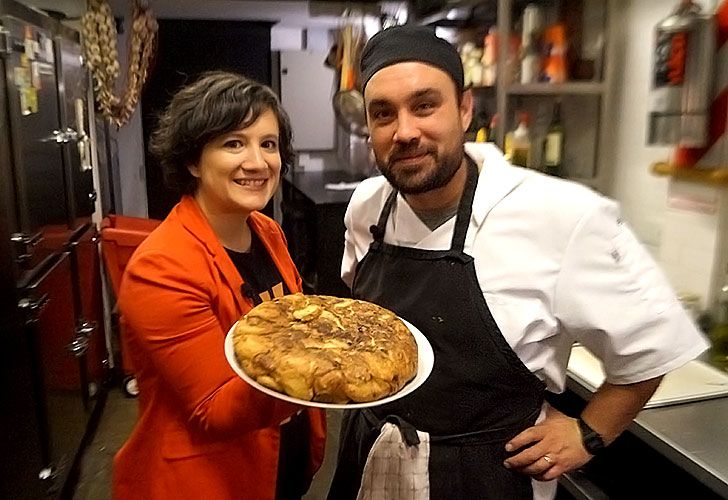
488, 114, 499, 143
543, 101, 564, 176
709, 284, 728, 371
510, 112, 532, 168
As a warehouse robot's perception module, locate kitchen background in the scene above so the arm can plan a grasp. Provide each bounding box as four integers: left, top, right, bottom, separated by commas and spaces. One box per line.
33, 0, 728, 309
1, 0, 728, 499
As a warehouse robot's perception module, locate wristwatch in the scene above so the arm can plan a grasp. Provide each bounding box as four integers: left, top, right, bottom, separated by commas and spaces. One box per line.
578, 417, 606, 456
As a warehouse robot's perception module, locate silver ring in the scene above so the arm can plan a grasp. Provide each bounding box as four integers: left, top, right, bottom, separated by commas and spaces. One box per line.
542, 455, 553, 464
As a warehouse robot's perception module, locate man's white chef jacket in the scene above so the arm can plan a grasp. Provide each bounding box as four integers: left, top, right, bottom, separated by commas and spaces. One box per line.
341, 142, 709, 394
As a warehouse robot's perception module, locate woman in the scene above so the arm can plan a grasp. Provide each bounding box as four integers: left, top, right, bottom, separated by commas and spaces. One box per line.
113, 71, 326, 500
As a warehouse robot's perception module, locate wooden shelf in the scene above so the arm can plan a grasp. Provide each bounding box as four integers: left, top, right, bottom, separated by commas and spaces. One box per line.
507, 82, 604, 95
651, 162, 728, 186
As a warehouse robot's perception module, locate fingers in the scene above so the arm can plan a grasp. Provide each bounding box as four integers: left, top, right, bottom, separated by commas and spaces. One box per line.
504, 451, 552, 475
502, 424, 550, 474
502, 412, 591, 480
504, 448, 567, 481
505, 424, 543, 456
503, 442, 551, 474
538, 459, 564, 482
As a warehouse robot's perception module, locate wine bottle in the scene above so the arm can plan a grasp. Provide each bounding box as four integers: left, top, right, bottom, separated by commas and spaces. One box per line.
543, 101, 564, 176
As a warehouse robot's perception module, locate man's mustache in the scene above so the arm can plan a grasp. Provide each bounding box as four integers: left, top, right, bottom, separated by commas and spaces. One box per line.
389, 145, 436, 161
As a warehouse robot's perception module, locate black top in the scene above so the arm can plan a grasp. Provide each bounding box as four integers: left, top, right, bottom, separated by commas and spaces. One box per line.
225, 229, 307, 500
225, 229, 289, 305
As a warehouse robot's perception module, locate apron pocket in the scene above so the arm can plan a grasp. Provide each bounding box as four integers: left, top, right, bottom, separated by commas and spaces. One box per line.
429, 440, 532, 500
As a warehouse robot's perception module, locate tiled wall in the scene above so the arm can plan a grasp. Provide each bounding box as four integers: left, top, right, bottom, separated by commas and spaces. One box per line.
660, 201, 724, 309
607, 0, 726, 310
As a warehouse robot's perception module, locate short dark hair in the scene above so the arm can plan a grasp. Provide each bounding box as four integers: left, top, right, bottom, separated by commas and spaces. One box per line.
149, 71, 294, 196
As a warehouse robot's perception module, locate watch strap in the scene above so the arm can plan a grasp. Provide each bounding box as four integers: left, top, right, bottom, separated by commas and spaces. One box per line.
578, 417, 606, 455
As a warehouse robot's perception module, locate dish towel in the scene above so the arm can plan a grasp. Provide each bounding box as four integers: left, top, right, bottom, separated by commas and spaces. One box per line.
356, 422, 430, 500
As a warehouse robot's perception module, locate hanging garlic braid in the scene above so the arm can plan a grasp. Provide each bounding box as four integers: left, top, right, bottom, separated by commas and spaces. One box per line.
81, 0, 158, 127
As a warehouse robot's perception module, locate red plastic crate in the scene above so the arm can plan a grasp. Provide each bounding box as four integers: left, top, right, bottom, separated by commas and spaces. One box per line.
100, 214, 161, 388
100, 214, 161, 296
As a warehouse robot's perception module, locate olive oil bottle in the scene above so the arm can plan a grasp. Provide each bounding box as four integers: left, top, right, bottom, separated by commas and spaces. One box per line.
508, 112, 532, 168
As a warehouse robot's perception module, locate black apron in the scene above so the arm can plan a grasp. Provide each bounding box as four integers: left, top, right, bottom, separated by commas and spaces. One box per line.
327, 159, 546, 500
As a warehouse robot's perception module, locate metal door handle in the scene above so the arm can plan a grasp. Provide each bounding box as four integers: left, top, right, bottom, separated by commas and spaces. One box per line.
64, 127, 79, 142
11, 231, 44, 265
18, 294, 49, 319
75, 321, 97, 336
11, 231, 43, 246
45, 128, 78, 144
66, 334, 90, 357
38, 463, 61, 495
78, 135, 93, 171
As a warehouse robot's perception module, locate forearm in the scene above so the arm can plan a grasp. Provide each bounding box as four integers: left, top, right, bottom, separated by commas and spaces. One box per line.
504, 376, 664, 479
190, 378, 298, 438
580, 376, 663, 444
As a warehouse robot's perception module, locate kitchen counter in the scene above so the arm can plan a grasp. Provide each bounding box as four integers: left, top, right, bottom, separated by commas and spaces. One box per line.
630, 397, 728, 497
563, 355, 728, 499
284, 169, 367, 206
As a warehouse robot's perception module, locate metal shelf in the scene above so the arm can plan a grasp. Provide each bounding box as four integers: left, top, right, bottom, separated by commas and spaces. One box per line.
415, 0, 497, 27
506, 82, 605, 95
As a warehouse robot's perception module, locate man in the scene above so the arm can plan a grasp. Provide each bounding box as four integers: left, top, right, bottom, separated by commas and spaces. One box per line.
327, 25, 709, 500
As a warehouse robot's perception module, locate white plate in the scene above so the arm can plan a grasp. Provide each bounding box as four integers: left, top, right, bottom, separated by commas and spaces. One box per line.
224, 318, 434, 409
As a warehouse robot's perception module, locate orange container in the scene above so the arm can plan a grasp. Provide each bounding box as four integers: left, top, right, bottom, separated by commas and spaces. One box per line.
543, 24, 568, 83
100, 214, 161, 381
100, 214, 161, 296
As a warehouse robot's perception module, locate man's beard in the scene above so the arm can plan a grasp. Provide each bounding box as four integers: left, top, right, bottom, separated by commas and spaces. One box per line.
377, 141, 465, 195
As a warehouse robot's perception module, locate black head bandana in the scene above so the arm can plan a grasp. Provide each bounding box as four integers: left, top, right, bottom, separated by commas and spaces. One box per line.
360, 24, 464, 94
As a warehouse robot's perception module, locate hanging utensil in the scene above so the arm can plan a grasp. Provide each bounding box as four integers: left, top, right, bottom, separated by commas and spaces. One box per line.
333, 89, 367, 136
332, 10, 367, 137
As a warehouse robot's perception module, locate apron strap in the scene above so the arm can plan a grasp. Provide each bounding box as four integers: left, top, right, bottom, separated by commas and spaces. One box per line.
450, 157, 479, 254
362, 409, 421, 446
385, 415, 421, 446
369, 156, 478, 253
369, 188, 398, 242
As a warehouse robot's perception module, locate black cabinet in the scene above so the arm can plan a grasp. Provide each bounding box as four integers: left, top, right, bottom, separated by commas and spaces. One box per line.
20, 252, 91, 496
0, 2, 105, 497
549, 390, 726, 500
281, 170, 361, 298
0, 296, 45, 500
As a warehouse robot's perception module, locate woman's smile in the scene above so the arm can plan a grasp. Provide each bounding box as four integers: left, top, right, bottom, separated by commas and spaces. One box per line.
233, 177, 268, 188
